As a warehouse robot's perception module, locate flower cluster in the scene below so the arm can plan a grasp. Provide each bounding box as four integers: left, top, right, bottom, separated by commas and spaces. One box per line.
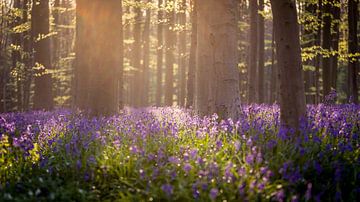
0, 105, 359, 201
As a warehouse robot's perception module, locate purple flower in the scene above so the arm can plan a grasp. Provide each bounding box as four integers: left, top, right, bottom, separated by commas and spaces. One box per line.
275, 189, 285, 202
161, 184, 173, 196
305, 183, 312, 201
183, 163, 192, 174
209, 188, 219, 200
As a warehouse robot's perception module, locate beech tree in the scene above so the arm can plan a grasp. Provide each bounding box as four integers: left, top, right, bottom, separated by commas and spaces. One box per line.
196, 0, 241, 120
348, 0, 359, 104
75, 0, 123, 116
32, 0, 53, 110
248, 0, 258, 103
186, 0, 197, 108
270, 0, 306, 128
164, 0, 175, 106
156, 0, 164, 106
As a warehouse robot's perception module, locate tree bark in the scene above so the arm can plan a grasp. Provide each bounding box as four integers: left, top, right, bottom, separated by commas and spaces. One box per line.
156, 0, 164, 106
12, 0, 22, 111
178, 0, 187, 107
330, 1, 340, 92
322, 0, 332, 99
258, 0, 265, 103
164, 0, 175, 106
196, 0, 241, 120
23, 0, 31, 111
186, 0, 197, 108
270, 27, 278, 103
142, 0, 151, 106
348, 0, 359, 104
32, 0, 54, 110
133, 1, 142, 107
271, 0, 306, 129
75, 0, 123, 115
248, 0, 258, 103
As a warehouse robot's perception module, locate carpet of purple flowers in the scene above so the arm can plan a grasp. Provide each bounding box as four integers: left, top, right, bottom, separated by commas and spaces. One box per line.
0, 105, 359, 201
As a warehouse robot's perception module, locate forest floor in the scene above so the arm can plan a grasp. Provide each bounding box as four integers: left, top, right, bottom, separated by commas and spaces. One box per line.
0, 105, 359, 201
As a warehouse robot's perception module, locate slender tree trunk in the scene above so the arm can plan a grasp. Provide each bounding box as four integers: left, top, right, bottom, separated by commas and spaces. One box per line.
74, 0, 89, 109
348, 0, 359, 103
258, 0, 265, 103
303, 2, 316, 104
196, 0, 241, 120
156, 0, 164, 106
75, 0, 123, 115
178, 0, 186, 107
133, 1, 142, 107
32, 0, 54, 110
12, 0, 22, 111
142, 0, 151, 106
186, 0, 197, 108
23, 0, 31, 111
270, 27, 277, 103
271, 0, 307, 129
314, 0, 322, 104
164, 0, 175, 106
330, 1, 340, 92
248, 0, 258, 103
322, 0, 332, 99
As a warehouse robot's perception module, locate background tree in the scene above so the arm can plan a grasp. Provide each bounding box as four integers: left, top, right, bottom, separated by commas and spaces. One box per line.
348, 0, 359, 104
186, 0, 197, 108
75, 0, 123, 116
196, 0, 241, 120
248, 0, 258, 103
32, 0, 53, 110
271, 0, 306, 128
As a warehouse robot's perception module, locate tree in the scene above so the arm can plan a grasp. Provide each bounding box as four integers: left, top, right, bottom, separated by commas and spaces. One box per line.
156, 0, 164, 106
142, 0, 151, 106
186, 0, 197, 108
348, 0, 359, 104
32, 0, 54, 110
322, 0, 332, 98
12, 0, 22, 110
196, 0, 241, 120
133, 1, 142, 107
164, 0, 176, 106
178, 0, 187, 107
258, 0, 265, 103
270, 0, 306, 128
75, 0, 123, 116
248, 0, 258, 103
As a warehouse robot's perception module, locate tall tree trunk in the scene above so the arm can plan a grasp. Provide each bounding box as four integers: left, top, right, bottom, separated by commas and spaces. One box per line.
258, 0, 265, 103
32, 0, 53, 110
348, 0, 359, 103
196, 0, 241, 120
270, 27, 278, 103
23, 0, 31, 111
303, 2, 316, 104
142, 0, 151, 106
133, 1, 142, 107
156, 0, 164, 106
12, 0, 22, 111
75, 0, 123, 115
53, 0, 60, 105
330, 2, 340, 92
322, 0, 332, 99
314, 0, 322, 104
186, 0, 197, 108
178, 0, 186, 107
271, 0, 306, 129
164, 0, 175, 106
248, 0, 258, 103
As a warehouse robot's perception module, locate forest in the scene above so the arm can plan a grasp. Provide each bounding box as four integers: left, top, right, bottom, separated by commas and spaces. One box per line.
0, 0, 359, 201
